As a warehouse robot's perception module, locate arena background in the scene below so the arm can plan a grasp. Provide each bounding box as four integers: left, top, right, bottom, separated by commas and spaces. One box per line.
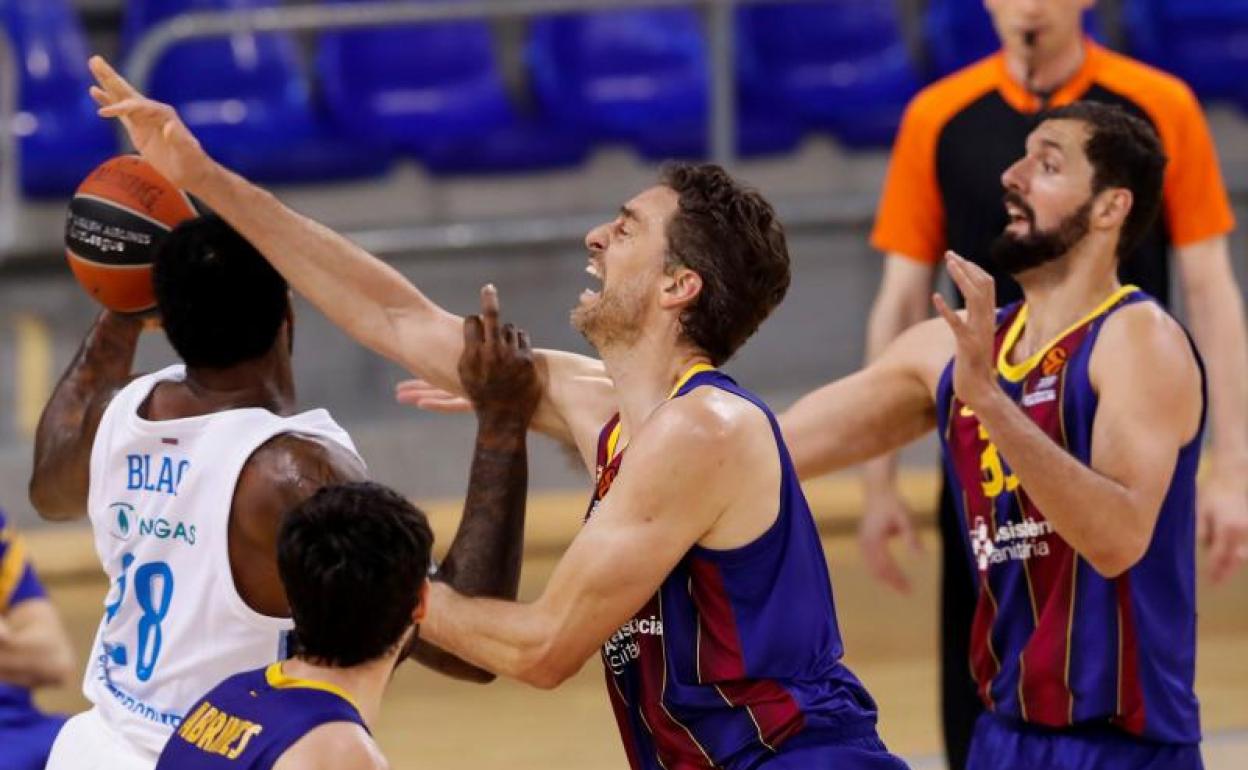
2, 1, 1247, 767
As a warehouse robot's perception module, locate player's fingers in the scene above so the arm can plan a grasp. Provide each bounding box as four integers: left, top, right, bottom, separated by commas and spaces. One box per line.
89, 55, 141, 99
859, 525, 911, 593
89, 86, 115, 107
899, 512, 925, 555
417, 395, 474, 413
517, 329, 531, 351
463, 314, 484, 347
501, 322, 517, 349
479, 284, 500, 340
932, 294, 963, 334
1208, 518, 1248, 584
869, 547, 912, 594
1196, 503, 1213, 548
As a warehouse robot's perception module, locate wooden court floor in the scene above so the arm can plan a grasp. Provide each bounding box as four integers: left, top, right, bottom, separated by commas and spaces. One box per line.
32, 522, 1248, 769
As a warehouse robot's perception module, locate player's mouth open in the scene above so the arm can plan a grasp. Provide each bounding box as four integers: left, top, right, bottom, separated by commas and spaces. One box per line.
582, 260, 604, 302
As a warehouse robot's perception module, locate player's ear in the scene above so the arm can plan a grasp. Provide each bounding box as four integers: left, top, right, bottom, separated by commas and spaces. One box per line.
660, 266, 702, 309
412, 579, 430, 624
1095, 187, 1133, 231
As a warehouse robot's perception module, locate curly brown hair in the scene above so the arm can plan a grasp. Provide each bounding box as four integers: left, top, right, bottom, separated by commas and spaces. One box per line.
660, 163, 791, 365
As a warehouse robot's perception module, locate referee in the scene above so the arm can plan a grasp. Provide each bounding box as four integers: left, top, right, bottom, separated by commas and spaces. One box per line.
857, 2, 1248, 769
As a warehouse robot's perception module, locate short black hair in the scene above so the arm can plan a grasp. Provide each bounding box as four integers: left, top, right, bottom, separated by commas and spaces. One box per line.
1042, 101, 1168, 258
278, 482, 434, 668
152, 214, 289, 368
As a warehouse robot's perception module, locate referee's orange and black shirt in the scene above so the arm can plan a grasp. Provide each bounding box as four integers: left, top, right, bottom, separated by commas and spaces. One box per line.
871, 39, 1235, 306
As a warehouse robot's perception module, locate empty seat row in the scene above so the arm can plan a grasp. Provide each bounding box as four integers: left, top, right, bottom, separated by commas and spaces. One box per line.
5, 0, 1248, 197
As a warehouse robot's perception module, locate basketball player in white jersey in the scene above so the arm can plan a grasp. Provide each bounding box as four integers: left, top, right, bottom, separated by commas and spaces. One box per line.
29, 215, 541, 769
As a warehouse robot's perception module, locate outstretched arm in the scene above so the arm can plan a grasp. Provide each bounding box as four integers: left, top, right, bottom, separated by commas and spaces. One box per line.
88, 56, 615, 467
29, 311, 146, 520
419, 393, 766, 688
936, 252, 1203, 578
406, 288, 542, 682
779, 316, 948, 480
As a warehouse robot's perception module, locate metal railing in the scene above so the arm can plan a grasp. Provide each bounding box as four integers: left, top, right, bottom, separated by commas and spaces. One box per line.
123, 0, 808, 166
2, 0, 852, 261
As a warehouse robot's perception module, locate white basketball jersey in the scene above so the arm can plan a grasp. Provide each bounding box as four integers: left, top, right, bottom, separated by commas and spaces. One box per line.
82, 364, 363, 759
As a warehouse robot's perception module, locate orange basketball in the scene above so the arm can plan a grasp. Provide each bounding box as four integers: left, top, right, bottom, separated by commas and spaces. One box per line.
64, 155, 199, 313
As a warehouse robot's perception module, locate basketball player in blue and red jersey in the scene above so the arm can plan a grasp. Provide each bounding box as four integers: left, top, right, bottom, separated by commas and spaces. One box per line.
90, 56, 907, 769
784, 101, 1206, 769
155, 483, 429, 770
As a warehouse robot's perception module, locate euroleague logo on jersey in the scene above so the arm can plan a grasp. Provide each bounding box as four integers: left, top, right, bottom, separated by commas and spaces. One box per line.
1041, 347, 1068, 377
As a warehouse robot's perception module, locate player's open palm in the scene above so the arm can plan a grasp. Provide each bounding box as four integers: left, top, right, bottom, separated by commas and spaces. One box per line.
87, 56, 211, 191
459, 285, 542, 425
933, 251, 998, 410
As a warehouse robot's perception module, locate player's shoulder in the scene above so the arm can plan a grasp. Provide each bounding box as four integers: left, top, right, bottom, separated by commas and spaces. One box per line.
274, 721, 386, 770
1092, 46, 1202, 119
244, 431, 366, 491
1095, 299, 1197, 378
901, 54, 1003, 134
655, 384, 771, 452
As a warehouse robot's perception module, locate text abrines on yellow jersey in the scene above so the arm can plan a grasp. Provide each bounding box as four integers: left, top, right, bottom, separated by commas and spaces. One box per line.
176, 700, 264, 760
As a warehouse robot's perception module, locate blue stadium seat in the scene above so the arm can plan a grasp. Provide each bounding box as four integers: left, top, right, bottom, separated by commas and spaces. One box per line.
316, 0, 589, 175
2, 0, 117, 197
528, 9, 802, 160
122, 0, 391, 183
741, 1, 922, 148
924, 0, 1104, 77
1124, 0, 1248, 107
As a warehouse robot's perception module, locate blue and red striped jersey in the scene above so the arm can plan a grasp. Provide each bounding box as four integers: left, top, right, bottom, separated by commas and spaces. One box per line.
589, 368, 881, 770
154, 663, 367, 770
935, 286, 1204, 744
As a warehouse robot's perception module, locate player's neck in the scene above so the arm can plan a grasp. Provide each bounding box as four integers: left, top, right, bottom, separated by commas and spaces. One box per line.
1016, 246, 1120, 351
281, 656, 389, 728
1004, 35, 1086, 97
181, 352, 296, 416
601, 338, 711, 439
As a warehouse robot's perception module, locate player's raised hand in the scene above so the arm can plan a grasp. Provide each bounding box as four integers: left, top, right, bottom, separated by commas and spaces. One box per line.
933, 251, 998, 409
459, 285, 542, 426
88, 56, 212, 190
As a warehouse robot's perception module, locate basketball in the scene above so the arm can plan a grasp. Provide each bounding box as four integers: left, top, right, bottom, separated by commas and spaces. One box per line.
64, 155, 199, 313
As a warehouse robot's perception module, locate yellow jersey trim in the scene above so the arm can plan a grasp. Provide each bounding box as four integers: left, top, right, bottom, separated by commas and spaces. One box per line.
264, 662, 362, 714
996, 285, 1138, 383
605, 363, 716, 463
0, 531, 29, 613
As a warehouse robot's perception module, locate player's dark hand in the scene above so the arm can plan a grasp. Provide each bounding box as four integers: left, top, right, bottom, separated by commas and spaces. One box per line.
459, 285, 542, 429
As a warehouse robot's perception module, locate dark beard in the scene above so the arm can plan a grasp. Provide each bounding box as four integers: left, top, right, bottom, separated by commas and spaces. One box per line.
990, 199, 1093, 276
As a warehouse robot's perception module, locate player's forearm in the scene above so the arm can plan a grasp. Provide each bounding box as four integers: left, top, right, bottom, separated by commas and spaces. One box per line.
194, 164, 463, 389
409, 415, 531, 682
422, 583, 571, 689
782, 371, 934, 480
973, 389, 1159, 577
1183, 272, 1248, 477
30, 311, 143, 520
